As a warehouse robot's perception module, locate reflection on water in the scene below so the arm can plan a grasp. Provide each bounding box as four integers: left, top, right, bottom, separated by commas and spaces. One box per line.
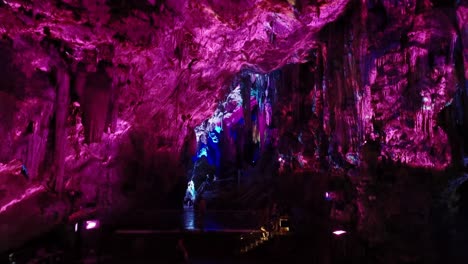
180, 209, 260, 232
183, 208, 196, 230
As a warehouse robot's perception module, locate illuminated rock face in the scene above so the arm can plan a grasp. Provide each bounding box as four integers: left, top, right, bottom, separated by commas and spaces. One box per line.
0, 0, 350, 248
0, 0, 467, 255
268, 1, 465, 174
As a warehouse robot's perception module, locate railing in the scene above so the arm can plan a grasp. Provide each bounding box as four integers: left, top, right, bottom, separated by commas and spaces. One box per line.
111, 209, 268, 232
104, 209, 280, 256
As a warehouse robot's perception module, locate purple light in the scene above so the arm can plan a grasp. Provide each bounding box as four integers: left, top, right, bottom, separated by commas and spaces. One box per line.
74, 223, 78, 232
0, 185, 45, 213
85, 220, 99, 230
332, 230, 346, 236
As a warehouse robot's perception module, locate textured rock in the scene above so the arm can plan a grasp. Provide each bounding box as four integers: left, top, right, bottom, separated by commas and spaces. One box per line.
0, 0, 351, 252
0, 0, 349, 193
0, 0, 467, 260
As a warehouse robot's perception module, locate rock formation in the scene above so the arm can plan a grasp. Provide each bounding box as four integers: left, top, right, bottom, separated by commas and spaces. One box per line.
0, 0, 467, 262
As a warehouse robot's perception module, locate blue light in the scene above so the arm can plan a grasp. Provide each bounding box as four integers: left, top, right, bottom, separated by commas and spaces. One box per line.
186, 180, 196, 201
214, 125, 222, 133
209, 131, 219, 144
21, 164, 29, 179
197, 147, 208, 158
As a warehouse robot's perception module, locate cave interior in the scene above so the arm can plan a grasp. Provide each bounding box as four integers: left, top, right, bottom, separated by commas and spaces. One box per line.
0, 0, 468, 263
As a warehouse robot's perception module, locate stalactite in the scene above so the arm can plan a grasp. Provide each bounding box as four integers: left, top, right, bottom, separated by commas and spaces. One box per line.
108, 67, 121, 134
320, 44, 330, 164
241, 73, 252, 132
82, 61, 112, 143
54, 67, 70, 194
25, 122, 42, 180
455, 4, 468, 156
240, 73, 253, 168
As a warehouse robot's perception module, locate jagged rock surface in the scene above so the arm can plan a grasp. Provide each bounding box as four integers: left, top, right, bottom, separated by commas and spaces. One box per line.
0, 0, 350, 252
0, 0, 467, 262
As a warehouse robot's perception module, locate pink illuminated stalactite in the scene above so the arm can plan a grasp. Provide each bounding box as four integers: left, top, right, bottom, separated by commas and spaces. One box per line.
309, 44, 330, 164
361, 84, 373, 139
82, 63, 112, 143
25, 123, 42, 180
410, 47, 430, 83
108, 67, 120, 133
265, 102, 272, 127
54, 67, 70, 194
346, 3, 374, 154
321, 44, 331, 138
456, 5, 468, 81
356, 0, 373, 145
456, 6, 468, 160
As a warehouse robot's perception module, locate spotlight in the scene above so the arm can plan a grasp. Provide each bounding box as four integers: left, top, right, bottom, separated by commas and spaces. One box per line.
279, 217, 290, 232
85, 220, 99, 230
332, 230, 346, 236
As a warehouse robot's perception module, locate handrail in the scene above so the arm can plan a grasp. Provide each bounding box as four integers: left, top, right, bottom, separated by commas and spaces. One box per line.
128, 209, 262, 213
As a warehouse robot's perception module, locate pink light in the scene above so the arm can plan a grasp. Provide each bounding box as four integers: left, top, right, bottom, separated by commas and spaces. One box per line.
332, 230, 346, 236
85, 220, 99, 230
325, 192, 329, 198
0, 185, 45, 213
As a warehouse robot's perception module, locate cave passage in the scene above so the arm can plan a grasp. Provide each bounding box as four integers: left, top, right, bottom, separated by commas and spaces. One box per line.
0, 0, 468, 263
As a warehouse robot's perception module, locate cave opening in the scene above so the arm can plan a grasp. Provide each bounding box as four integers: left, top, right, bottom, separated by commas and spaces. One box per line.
185, 71, 274, 208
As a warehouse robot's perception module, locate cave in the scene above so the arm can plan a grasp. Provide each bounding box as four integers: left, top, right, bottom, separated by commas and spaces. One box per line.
0, 0, 468, 263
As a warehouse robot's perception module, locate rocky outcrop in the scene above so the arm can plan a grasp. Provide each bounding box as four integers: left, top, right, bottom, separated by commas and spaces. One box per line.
0, 0, 467, 260
238, 0, 467, 262
0, 0, 350, 252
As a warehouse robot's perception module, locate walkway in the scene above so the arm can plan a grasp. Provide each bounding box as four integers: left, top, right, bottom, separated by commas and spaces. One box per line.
113, 209, 265, 234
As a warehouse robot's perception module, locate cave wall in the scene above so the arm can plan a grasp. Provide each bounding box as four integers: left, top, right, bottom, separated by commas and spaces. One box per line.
253, 0, 466, 177
0, 0, 353, 251
0, 0, 467, 259
324, 0, 462, 170
263, 1, 468, 262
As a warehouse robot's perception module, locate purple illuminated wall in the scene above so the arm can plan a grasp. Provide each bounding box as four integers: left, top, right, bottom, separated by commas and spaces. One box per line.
0, 0, 466, 261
